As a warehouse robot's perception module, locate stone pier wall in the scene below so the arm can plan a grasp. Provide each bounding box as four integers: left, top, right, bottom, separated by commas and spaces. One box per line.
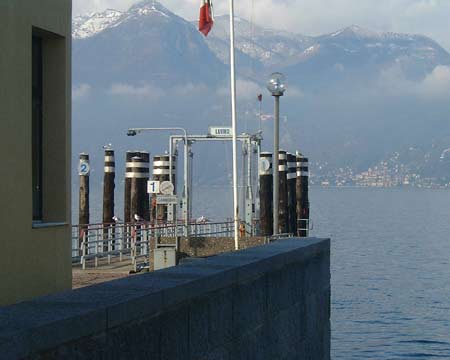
0, 238, 331, 360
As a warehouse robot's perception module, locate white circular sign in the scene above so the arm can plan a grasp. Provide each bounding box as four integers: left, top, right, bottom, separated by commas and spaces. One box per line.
78, 161, 91, 176
160, 181, 174, 195
259, 158, 270, 172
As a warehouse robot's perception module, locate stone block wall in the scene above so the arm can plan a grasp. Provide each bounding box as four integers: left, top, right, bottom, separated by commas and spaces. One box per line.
0, 238, 330, 360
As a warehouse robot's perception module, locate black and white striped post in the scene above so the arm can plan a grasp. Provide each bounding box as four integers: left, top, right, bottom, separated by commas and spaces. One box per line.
139, 152, 150, 222
287, 152, 297, 235
124, 151, 139, 224
152, 154, 176, 223
278, 150, 289, 234
296, 152, 310, 237
125, 151, 149, 223
259, 152, 273, 236
130, 156, 147, 222
103, 149, 115, 250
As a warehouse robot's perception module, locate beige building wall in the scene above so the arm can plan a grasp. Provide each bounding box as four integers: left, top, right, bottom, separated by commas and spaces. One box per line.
0, 0, 72, 306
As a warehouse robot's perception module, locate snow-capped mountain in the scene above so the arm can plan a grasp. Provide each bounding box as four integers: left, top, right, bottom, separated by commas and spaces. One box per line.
202, 15, 314, 67
72, 2, 175, 40
72, 0, 450, 180
73, 1, 226, 87
202, 17, 450, 82
73, 9, 123, 40
73, 3, 450, 82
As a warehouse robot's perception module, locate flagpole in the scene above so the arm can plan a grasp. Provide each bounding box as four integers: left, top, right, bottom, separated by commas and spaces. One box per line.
228, 0, 239, 250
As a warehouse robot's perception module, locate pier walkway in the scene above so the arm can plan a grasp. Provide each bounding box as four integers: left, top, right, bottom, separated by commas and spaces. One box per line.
72, 221, 261, 270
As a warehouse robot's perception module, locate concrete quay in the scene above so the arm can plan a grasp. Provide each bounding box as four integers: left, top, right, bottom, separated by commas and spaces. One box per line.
1, 237, 330, 360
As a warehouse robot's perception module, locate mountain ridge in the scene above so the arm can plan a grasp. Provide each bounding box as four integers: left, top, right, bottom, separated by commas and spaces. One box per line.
71, 0, 450, 186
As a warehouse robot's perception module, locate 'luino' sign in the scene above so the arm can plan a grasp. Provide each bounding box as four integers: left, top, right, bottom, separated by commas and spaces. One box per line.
208, 126, 232, 137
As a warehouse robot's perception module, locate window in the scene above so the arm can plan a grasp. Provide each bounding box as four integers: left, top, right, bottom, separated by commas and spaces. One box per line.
32, 35, 43, 221
31, 27, 68, 226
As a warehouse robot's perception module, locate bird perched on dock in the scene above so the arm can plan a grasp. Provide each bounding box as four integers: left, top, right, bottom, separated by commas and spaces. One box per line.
134, 214, 143, 222
112, 216, 121, 223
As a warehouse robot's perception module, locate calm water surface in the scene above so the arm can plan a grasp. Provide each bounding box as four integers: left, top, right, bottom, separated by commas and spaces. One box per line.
312, 187, 450, 359
196, 186, 450, 359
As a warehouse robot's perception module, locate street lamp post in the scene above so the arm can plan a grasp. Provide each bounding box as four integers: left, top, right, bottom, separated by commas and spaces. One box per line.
266, 73, 286, 235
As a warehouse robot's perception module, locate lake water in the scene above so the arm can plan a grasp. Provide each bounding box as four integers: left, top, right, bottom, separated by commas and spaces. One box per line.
196, 186, 450, 359
74, 186, 450, 358
312, 187, 450, 359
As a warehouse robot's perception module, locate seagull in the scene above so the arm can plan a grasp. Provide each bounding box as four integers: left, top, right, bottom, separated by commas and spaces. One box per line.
196, 216, 209, 224
112, 216, 121, 223
102, 143, 113, 150
134, 214, 143, 222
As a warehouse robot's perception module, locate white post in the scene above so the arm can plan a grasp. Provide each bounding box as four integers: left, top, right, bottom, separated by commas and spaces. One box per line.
184, 136, 189, 228
229, 0, 239, 250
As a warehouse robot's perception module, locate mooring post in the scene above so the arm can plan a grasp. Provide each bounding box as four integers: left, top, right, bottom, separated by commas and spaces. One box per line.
78, 153, 90, 252
103, 149, 115, 251
152, 154, 175, 224
130, 156, 146, 250
287, 152, 297, 235
124, 151, 139, 224
130, 155, 148, 221
259, 152, 273, 236
278, 150, 289, 234
296, 152, 310, 237
139, 152, 150, 222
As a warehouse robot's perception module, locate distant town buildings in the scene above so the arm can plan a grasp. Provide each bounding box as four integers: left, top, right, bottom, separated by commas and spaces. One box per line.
311, 154, 450, 189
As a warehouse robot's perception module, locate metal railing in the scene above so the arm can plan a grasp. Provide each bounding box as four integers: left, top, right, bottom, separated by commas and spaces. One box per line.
73, 222, 154, 270
72, 220, 251, 269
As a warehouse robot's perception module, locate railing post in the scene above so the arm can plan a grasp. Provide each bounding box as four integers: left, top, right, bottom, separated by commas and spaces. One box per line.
81, 231, 87, 270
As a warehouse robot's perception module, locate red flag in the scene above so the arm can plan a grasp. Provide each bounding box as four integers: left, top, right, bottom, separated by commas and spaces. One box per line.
199, 0, 214, 36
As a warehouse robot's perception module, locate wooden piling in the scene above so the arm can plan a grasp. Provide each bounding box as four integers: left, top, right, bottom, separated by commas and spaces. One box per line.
124, 151, 139, 223
296, 153, 310, 237
259, 152, 273, 236
78, 153, 90, 249
139, 152, 150, 222
152, 154, 176, 223
130, 156, 146, 222
287, 152, 297, 235
103, 149, 115, 250
278, 150, 289, 234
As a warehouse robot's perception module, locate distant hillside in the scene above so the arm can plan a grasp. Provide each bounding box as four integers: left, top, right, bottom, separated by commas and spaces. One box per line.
72, 0, 450, 186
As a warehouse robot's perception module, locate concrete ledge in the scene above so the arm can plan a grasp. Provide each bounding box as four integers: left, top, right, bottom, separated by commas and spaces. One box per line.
0, 237, 330, 360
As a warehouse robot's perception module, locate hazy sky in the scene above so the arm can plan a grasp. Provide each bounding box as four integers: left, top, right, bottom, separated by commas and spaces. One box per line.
73, 0, 450, 51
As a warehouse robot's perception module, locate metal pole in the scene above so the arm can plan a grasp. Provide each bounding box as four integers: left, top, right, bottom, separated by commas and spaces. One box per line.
273, 95, 280, 235
169, 139, 173, 183
246, 139, 253, 232
229, 0, 239, 250
259, 99, 262, 131
184, 137, 189, 228
255, 135, 262, 220
241, 142, 246, 220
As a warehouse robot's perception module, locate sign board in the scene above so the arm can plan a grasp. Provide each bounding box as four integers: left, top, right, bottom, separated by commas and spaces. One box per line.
156, 195, 178, 205
160, 181, 174, 195
259, 158, 270, 172
78, 161, 90, 176
147, 180, 160, 194
208, 126, 232, 137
